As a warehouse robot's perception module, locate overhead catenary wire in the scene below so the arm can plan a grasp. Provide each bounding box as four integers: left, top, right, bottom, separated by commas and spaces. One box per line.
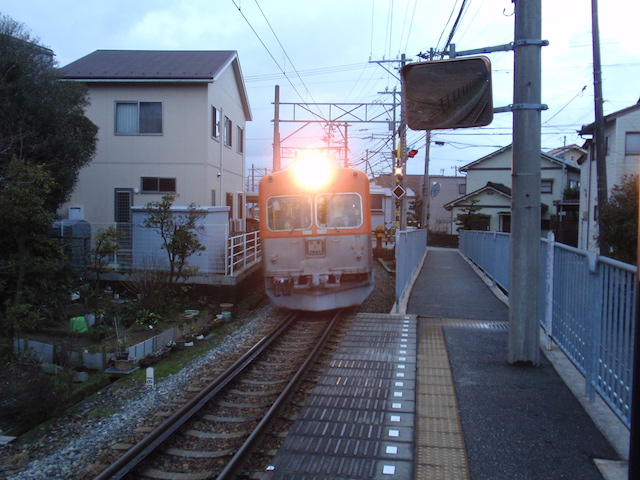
230, 0, 327, 121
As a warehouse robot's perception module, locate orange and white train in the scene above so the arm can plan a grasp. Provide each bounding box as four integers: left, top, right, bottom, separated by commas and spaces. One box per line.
258, 158, 374, 311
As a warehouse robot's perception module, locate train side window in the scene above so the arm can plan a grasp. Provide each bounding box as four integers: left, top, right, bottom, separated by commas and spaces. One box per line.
317, 193, 362, 229
266, 195, 312, 231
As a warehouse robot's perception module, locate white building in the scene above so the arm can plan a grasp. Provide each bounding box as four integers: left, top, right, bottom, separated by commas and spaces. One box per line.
577, 102, 640, 253
444, 145, 581, 244
59, 50, 252, 231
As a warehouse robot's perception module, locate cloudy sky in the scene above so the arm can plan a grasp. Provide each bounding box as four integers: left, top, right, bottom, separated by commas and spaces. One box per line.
2, 0, 638, 178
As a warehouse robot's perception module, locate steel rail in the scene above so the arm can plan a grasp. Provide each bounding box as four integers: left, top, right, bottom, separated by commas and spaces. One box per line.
215, 310, 341, 480
93, 312, 298, 480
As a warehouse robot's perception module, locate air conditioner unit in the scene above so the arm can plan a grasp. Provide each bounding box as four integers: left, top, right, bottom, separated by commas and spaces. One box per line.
68, 206, 84, 220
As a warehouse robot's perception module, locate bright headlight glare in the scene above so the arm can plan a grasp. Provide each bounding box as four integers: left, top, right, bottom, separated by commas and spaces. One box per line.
293, 154, 335, 190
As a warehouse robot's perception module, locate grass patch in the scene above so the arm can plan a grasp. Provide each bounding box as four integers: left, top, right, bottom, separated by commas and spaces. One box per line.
118, 325, 235, 386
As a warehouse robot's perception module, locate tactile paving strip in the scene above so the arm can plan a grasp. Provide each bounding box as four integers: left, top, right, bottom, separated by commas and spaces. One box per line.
415, 319, 470, 480
266, 313, 417, 479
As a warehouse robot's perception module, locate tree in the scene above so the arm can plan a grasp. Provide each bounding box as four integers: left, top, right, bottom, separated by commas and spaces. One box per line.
0, 158, 71, 336
454, 199, 490, 231
408, 195, 423, 228
90, 225, 123, 283
0, 16, 97, 340
597, 174, 638, 265
0, 16, 98, 210
143, 194, 207, 284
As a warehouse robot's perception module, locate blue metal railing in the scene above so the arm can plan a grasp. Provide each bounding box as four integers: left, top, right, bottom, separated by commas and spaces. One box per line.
460, 230, 636, 428
395, 229, 428, 310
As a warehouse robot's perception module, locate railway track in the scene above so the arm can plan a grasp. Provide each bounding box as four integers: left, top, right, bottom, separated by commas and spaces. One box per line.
93, 310, 341, 480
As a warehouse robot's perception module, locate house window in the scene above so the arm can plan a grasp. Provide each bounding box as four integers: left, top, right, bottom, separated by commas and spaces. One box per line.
371, 194, 383, 211
141, 177, 176, 193
211, 189, 216, 206
458, 183, 466, 195
541, 179, 553, 194
212, 106, 220, 139
237, 126, 244, 153
224, 116, 232, 147
116, 102, 162, 134
625, 132, 640, 155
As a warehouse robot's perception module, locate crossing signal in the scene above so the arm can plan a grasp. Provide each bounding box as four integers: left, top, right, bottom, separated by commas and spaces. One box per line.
407, 149, 419, 158
394, 165, 403, 182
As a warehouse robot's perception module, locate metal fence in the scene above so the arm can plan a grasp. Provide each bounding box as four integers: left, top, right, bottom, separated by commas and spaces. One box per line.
227, 231, 261, 275
459, 230, 636, 428
73, 222, 261, 278
14, 319, 205, 371
395, 229, 428, 310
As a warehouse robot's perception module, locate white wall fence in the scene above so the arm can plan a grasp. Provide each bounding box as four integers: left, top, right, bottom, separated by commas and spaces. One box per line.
459, 230, 636, 429
14, 321, 199, 371
56, 221, 261, 278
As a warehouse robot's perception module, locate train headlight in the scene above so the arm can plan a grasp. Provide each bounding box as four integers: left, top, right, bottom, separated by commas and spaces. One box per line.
293, 154, 335, 191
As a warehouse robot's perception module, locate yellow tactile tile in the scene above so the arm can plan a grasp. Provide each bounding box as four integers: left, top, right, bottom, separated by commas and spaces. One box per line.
415, 319, 470, 480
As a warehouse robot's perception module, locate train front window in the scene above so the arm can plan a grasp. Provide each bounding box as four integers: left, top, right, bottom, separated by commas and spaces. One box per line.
266, 195, 312, 231
316, 193, 363, 229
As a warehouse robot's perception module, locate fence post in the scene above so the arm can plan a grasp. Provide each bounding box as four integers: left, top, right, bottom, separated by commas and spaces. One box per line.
586, 251, 600, 402
544, 232, 554, 350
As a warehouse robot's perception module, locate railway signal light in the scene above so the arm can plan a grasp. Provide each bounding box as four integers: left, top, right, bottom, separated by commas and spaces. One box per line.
407, 149, 419, 158
394, 165, 403, 182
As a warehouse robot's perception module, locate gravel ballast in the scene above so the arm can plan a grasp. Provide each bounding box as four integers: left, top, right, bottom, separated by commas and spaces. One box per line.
1, 260, 395, 479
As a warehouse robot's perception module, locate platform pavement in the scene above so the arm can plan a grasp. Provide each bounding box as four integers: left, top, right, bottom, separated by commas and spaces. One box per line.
403, 247, 628, 480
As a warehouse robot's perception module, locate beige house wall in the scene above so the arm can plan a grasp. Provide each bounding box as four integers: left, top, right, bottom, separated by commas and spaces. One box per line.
61, 67, 247, 224
462, 147, 579, 222
579, 107, 640, 253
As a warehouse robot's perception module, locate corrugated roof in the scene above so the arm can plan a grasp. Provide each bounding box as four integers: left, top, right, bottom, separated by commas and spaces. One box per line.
59, 50, 237, 81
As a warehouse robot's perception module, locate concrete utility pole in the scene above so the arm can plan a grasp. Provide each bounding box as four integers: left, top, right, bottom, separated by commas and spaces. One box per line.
591, 0, 608, 255
273, 85, 281, 172
508, 0, 542, 365
421, 131, 431, 230
399, 54, 409, 231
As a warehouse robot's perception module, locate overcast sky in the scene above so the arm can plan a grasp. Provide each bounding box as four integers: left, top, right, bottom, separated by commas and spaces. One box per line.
2, 0, 638, 178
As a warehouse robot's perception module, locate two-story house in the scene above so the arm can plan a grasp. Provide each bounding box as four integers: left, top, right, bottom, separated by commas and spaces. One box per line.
577, 101, 640, 253
444, 144, 581, 245
59, 50, 252, 232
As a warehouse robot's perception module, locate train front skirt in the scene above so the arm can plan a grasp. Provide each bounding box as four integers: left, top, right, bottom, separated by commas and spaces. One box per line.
265, 273, 374, 311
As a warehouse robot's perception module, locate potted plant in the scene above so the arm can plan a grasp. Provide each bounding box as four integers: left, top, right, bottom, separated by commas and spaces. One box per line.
112, 317, 134, 370
183, 333, 196, 346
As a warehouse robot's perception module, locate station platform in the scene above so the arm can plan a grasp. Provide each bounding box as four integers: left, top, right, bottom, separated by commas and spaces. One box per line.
265, 248, 628, 480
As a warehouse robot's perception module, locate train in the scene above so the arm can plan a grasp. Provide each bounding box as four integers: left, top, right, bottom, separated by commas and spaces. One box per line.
258, 158, 374, 311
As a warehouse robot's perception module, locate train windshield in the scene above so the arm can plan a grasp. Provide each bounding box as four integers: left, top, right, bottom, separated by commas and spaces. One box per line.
316, 193, 363, 229
266, 195, 313, 231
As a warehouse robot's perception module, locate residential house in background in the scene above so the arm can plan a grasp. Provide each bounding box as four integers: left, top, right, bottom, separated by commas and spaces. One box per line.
422, 175, 467, 233
369, 175, 416, 230
59, 50, 252, 230
444, 145, 581, 245
577, 101, 640, 253
370, 174, 466, 235
57, 50, 256, 281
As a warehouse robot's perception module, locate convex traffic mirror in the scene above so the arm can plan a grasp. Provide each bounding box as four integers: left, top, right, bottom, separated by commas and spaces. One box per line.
401, 56, 493, 130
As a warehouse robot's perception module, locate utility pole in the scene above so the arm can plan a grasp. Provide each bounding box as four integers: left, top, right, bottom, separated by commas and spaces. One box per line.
421, 131, 431, 230
421, 47, 435, 232
399, 54, 409, 231
508, 0, 542, 365
273, 85, 281, 172
591, 0, 608, 255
